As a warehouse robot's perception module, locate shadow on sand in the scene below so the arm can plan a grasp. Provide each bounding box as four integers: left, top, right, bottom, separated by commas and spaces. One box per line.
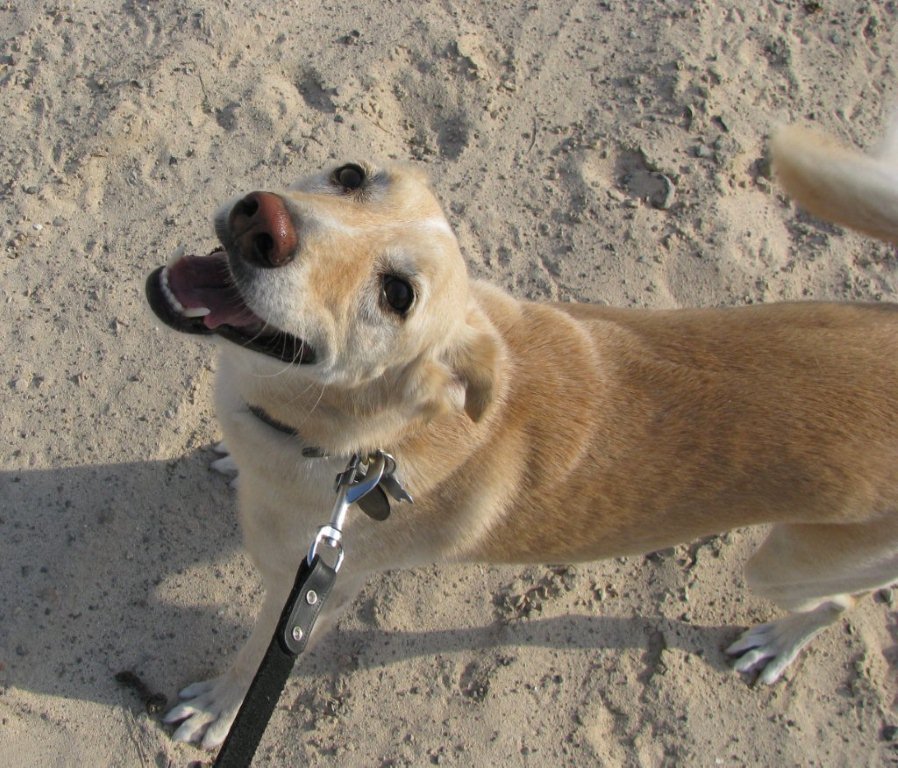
0, 449, 737, 718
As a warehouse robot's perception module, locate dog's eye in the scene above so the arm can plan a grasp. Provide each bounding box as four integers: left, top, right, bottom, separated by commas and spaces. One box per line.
382, 275, 415, 315
333, 163, 366, 191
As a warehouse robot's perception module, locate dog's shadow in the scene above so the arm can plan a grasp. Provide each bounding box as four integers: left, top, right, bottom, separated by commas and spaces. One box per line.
0, 450, 736, 716
305, 613, 738, 681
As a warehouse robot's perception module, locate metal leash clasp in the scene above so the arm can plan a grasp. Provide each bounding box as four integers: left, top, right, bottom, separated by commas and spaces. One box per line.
308, 452, 387, 572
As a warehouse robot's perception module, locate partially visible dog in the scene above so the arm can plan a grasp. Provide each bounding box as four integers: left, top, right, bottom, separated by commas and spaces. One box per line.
146, 122, 898, 750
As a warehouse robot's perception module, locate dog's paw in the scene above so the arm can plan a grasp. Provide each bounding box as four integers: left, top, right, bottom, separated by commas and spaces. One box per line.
210, 443, 239, 487
211, 454, 238, 475
163, 675, 244, 750
726, 610, 832, 684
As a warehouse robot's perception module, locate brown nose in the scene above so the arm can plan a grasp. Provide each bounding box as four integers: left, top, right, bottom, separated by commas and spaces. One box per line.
228, 192, 298, 268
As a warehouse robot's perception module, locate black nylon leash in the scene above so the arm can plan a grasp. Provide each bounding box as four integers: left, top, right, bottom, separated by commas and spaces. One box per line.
212, 555, 337, 768
209, 451, 410, 767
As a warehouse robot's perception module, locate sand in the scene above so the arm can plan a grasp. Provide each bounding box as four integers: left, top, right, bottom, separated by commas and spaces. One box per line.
2, 1, 898, 766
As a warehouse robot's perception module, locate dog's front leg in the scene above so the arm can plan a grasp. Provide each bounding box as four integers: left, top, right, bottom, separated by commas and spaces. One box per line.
164, 564, 365, 750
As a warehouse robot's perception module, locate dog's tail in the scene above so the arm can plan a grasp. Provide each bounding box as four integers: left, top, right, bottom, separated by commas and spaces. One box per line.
771, 118, 898, 245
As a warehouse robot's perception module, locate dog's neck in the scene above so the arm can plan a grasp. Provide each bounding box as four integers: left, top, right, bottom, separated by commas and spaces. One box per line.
232, 362, 441, 457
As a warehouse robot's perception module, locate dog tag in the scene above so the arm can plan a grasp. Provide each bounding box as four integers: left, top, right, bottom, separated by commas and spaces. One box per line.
357, 485, 391, 521
380, 474, 413, 504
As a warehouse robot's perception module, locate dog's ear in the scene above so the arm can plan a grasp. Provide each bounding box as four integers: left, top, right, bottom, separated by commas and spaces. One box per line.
446, 324, 501, 422
402, 312, 502, 423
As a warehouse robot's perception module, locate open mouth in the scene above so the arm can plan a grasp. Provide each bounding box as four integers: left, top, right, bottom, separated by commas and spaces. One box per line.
145, 249, 315, 364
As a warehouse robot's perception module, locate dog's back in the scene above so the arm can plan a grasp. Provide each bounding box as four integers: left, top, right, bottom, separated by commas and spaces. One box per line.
473, 298, 898, 564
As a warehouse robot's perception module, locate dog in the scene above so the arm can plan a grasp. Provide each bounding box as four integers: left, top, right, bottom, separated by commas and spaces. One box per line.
146, 123, 898, 750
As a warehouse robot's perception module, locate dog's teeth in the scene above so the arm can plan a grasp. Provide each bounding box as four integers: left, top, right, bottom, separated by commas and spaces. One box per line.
160, 266, 187, 314
161, 265, 209, 318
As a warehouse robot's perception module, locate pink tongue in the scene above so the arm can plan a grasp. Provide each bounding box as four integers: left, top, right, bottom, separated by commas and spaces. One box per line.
167, 252, 263, 329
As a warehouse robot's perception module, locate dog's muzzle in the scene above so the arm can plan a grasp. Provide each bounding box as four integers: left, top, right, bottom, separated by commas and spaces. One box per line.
145, 244, 315, 364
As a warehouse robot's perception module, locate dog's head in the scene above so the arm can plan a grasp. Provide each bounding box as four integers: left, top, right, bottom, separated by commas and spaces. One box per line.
147, 163, 499, 421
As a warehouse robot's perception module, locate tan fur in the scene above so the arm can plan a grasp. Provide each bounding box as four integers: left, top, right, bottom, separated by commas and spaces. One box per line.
772, 123, 898, 244
165, 133, 898, 750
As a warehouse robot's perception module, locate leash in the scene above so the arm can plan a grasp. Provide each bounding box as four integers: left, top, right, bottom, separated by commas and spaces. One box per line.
212, 451, 410, 767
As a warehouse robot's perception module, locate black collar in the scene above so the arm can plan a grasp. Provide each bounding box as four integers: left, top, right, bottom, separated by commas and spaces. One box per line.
244, 402, 405, 522
247, 404, 329, 458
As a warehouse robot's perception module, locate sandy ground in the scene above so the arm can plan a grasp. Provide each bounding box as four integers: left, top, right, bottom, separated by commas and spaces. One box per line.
3, 1, 898, 766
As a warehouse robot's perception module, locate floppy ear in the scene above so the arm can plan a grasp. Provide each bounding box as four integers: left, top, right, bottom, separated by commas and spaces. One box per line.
447, 325, 501, 422
401, 312, 502, 422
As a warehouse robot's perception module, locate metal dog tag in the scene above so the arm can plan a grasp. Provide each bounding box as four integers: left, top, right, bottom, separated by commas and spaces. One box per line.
380, 474, 413, 504
351, 452, 412, 520
379, 453, 413, 504
358, 485, 392, 521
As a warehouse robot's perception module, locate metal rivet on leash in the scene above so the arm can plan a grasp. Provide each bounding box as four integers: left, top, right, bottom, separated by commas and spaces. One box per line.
305, 590, 318, 605
291, 626, 304, 642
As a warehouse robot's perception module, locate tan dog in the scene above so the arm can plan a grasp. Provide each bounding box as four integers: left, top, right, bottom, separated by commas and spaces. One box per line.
147, 128, 898, 750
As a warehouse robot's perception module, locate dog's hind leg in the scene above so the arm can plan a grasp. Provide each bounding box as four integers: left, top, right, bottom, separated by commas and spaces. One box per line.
726, 518, 898, 684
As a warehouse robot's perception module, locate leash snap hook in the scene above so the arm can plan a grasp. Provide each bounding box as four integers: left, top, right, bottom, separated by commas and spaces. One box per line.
309, 525, 345, 572
308, 452, 388, 571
